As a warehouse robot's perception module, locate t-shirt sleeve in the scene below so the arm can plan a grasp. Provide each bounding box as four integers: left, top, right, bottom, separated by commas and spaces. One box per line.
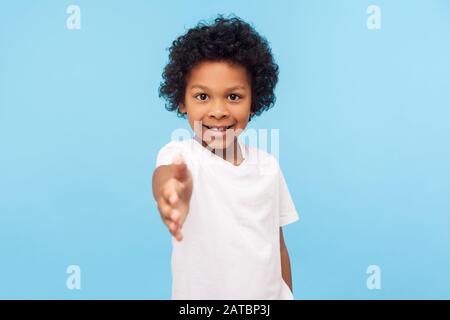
278, 167, 300, 227
155, 140, 184, 168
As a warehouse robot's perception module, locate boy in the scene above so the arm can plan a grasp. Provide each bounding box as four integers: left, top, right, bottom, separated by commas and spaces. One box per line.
153, 15, 299, 299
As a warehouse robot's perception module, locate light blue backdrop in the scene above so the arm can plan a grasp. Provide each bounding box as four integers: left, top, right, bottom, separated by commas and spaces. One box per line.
1, 0, 449, 299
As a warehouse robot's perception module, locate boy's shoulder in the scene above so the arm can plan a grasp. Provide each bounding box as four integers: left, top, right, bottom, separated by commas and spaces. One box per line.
243, 143, 280, 170
155, 139, 195, 168
158, 138, 193, 151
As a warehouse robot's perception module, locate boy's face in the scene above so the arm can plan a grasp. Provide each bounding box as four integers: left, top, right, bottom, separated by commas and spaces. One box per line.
180, 60, 253, 150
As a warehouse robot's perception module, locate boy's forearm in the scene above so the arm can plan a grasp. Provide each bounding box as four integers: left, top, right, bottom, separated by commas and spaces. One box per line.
281, 247, 293, 293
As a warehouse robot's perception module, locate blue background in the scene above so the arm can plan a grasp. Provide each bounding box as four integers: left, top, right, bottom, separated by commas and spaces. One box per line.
1, 0, 449, 299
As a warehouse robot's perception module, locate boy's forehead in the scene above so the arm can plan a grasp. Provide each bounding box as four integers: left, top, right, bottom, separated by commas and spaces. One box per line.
187, 61, 250, 89
190, 84, 246, 91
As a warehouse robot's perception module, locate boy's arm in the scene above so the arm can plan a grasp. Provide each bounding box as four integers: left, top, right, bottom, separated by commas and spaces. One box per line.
152, 155, 193, 241
280, 227, 293, 293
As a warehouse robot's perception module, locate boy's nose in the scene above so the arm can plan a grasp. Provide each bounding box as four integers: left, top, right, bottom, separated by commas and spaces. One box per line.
208, 104, 230, 119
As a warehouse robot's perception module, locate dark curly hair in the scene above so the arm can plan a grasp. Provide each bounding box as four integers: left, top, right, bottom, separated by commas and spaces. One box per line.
158, 14, 279, 121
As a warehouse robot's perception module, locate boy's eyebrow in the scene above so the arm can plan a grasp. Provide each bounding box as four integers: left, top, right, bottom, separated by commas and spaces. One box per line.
189, 84, 246, 91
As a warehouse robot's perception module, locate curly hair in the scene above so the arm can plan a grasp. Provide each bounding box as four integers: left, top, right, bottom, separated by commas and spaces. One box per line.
158, 14, 279, 120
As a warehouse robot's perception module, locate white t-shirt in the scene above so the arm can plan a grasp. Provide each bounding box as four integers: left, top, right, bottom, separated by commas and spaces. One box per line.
155, 137, 300, 300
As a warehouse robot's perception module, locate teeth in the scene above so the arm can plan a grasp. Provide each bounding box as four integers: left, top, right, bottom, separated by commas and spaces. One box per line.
204, 125, 234, 131
207, 126, 228, 131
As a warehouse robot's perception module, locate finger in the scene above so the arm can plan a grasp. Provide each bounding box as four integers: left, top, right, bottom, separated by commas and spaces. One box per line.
162, 184, 175, 202
163, 216, 172, 228
174, 229, 183, 241
157, 197, 173, 220
163, 207, 182, 230
163, 179, 181, 206
162, 211, 179, 235
170, 223, 181, 238
168, 221, 178, 232
170, 208, 181, 223
168, 192, 178, 205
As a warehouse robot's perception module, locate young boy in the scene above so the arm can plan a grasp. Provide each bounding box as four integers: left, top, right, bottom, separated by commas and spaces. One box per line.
152, 15, 299, 300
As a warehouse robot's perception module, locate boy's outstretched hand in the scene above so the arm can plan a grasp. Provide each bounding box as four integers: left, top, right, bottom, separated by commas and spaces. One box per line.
154, 154, 193, 241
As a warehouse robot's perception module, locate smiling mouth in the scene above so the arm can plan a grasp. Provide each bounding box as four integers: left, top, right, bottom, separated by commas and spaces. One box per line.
203, 124, 235, 132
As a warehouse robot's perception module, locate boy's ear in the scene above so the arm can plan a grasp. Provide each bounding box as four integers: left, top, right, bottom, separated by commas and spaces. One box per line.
179, 103, 186, 114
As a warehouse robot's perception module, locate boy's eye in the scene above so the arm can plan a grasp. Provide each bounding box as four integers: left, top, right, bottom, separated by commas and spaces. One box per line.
228, 94, 241, 101
195, 93, 209, 101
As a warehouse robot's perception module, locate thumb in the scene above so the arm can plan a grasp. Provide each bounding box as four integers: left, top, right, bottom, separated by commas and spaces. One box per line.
172, 153, 188, 181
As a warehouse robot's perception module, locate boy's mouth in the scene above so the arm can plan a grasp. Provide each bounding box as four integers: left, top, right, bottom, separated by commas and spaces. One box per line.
203, 124, 235, 132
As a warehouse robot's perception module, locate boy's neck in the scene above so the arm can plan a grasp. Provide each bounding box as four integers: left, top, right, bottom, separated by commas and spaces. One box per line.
194, 135, 244, 166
